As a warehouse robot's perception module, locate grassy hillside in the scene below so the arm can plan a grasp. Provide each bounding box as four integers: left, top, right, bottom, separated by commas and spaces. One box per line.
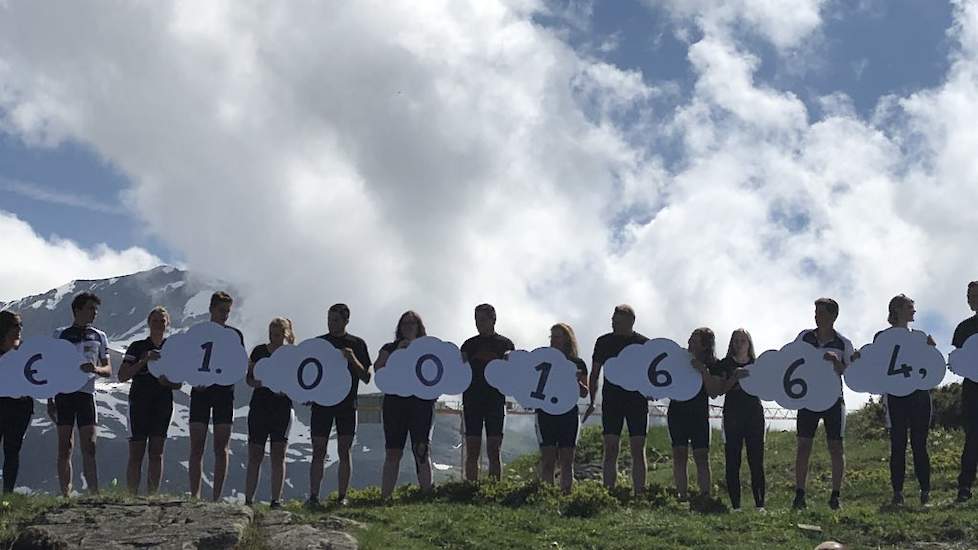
3, 405, 976, 549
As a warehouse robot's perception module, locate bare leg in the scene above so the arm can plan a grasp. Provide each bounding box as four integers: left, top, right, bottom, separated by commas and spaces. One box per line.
693, 448, 711, 496
57, 425, 74, 497
558, 448, 576, 494
337, 435, 353, 499
244, 442, 265, 504
795, 437, 814, 491
486, 436, 503, 481
413, 442, 433, 493
381, 449, 403, 499
464, 436, 481, 481
188, 423, 207, 499
602, 435, 620, 489
672, 446, 689, 498
630, 435, 647, 495
828, 439, 845, 492
147, 437, 165, 494
270, 442, 287, 503
310, 436, 328, 499
127, 440, 146, 495
78, 425, 98, 495
540, 447, 557, 485
211, 424, 231, 502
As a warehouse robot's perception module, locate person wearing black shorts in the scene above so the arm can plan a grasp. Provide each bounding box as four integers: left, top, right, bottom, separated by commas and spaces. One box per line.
668, 327, 719, 499
712, 329, 765, 510
48, 292, 112, 496
308, 303, 371, 507
118, 306, 180, 495
244, 318, 295, 507
793, 298, 853, 510
536, 323, 588, 494
859, 294, 937, 506
377, 311, 435, 500
461, 303, 515, 482
588, 305, 649, 494
0, 311, 32, 494
954, 281, 978, 502
188, 291, 244, 501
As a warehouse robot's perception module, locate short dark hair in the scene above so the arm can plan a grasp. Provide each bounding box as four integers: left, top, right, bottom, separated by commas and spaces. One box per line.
614, 304, 635, 319
969, 281, 978, 291
475, 303, 496, 319
814, 297, 840, 318
329, 303, 351, 321
71, 292, 101, 313
210, 291, 233, 308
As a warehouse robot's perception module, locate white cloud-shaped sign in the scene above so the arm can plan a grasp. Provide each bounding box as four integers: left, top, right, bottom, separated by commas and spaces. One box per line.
484, 347, 581, 414
602, 338, 702, 401
253, 338, 352, 406
149, 322, 248, 386
845, 327, 946, 396
374, 336, 471, 399
740, 340, 841, 411
950, 333, 978, 383
0, 337, 90, 398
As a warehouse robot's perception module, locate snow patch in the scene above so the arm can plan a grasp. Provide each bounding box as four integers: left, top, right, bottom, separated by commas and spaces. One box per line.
47, 281, 76, 310
162, 281, 186, 292
183, 290, 212, 320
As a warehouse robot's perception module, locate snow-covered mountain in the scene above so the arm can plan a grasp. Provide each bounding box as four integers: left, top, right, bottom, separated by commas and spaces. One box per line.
1, 266, 540, 500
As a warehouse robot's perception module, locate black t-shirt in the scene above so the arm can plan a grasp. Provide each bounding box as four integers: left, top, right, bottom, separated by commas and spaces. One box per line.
319, 333, 372, 410
713, 357, 758, 410
124, 337, 171, 397
953, 315, 978, 349
249, 344, 292, 407
593, 331, 649, 398
461, 333, 515, 403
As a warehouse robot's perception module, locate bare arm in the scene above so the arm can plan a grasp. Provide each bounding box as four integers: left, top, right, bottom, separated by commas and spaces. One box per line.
246, 358, 262, 388
577, 369, 589, 399
117, 358, 143, 383
588, 360, 602, 405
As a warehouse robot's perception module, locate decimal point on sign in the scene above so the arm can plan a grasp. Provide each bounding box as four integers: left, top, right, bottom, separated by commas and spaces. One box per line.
550, 397, 558, 404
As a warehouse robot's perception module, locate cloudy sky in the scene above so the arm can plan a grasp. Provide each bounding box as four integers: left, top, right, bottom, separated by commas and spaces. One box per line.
2, 1, 977, 406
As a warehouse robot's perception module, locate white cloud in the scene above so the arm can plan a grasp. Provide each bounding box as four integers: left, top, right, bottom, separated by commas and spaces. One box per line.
1, 0, 978, 414
0, 336, 91, 398
845, 327, 947, 396
374, 336, 470, 399
484, 346, 582, 414
253, 338, 352, 406
0, 211, 160, 301
150, 321, 249, 386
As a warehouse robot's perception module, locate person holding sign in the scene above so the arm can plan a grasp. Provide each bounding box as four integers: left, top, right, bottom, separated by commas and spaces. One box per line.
460, 303, 515, 482
712, 329, 765, 510
308, 303, 372, 508
244, 317, 295, 508
793, 298, 853, 511
376, 311, 436, 500
118, 306, 181, 495
537, 323, 588, 494
0, 311, 32, 494
668, 327, 719, 500
954, 280, 978, 503
48, 292, 112, 496
865, 295, 937, 505
188, 291, 245, 501
588, 305, 649, 495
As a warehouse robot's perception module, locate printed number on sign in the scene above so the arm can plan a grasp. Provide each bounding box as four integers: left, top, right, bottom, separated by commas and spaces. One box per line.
298, 358, 324, 390
415, 354, 444, 387
647, 353, 672, 388
783, 359, 808, 399
24, 354, 47, 385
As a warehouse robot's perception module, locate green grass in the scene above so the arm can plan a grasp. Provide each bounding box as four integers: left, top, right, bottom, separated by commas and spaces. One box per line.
3, 411, 977, 549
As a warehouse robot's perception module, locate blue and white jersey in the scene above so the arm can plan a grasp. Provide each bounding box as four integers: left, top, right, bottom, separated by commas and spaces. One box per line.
54, 325, 109, 394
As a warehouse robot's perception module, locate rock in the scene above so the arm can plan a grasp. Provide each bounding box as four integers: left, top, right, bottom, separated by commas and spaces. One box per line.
13, 499, 253, 550
260, 511, 359, 550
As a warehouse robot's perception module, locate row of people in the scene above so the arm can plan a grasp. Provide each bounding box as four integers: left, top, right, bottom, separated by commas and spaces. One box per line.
1, 282, 977, 510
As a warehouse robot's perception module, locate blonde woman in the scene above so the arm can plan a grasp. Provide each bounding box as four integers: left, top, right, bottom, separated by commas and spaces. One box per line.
537, 323, 588, 494
119, 306, 181, 495
245, 317, 295, 507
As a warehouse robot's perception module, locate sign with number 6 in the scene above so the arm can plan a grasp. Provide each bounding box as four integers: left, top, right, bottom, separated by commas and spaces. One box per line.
149, 322, 248, 386
602, 338, 702, 401
739, 340, 841, 411
485, 347, 581, 414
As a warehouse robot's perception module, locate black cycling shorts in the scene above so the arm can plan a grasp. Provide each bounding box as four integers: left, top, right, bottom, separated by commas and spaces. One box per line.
55, 391, 97, 429
463, 396, 505, 438
128, 386, 173, 441
667, 400, 710, 450
247, 394, 291, 445
797, 397, 845, 441
382, 395, 434, 451
311, 403, 357, 438
536, 406, 580, 448
602, 386, 648, 437
189, 385, 235, 426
